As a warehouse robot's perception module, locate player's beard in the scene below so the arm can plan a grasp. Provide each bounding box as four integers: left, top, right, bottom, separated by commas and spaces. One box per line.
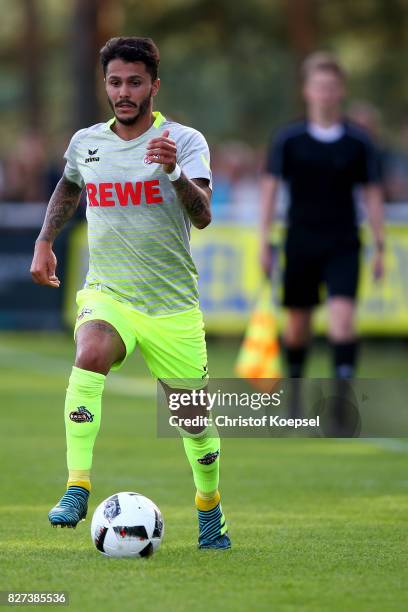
109, 88, 152, 126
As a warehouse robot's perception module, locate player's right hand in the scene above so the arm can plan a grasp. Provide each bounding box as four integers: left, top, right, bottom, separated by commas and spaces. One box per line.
260, 242, 273, 277
30, 241, 60, 288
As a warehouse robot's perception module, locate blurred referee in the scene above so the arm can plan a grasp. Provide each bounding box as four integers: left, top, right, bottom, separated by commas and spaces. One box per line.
260, 52, 384, 382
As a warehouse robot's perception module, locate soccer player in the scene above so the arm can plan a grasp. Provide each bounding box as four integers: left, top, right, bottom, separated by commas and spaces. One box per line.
30, 37, 230, 550
260, 52, 384, 388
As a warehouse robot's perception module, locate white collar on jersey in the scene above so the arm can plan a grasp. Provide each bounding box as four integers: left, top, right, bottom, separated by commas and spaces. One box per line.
307, 122, 345, 143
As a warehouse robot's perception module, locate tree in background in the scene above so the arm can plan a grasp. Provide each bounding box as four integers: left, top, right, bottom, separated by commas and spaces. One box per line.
0, 0, 407, 148
22, 0, 42, 130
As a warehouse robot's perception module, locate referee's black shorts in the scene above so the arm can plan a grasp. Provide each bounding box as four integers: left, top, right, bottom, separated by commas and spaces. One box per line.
282, 230, 360, 308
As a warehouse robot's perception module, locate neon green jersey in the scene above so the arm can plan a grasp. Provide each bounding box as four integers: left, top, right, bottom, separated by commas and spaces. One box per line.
63, 111, 212, 315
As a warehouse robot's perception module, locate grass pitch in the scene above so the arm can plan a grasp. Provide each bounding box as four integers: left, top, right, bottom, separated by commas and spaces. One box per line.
1, 333, 408, 611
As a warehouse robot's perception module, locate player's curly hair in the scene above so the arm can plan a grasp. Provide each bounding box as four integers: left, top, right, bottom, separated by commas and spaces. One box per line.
301, 51, 346, 82
100, 37, 160, 81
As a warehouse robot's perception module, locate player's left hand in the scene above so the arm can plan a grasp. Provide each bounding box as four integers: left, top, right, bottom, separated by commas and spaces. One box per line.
372, 249, 384, 281
146, 130, 177, 174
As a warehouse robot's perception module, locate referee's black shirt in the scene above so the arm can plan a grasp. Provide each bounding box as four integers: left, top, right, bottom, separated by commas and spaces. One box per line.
265, 120, 380, 245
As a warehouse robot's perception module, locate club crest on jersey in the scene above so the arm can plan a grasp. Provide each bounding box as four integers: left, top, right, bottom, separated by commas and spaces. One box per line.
69, 406, 94, 423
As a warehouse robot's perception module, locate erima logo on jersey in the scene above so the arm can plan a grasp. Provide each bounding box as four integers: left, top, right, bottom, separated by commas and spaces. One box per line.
85, 148, 100, 163
86, 181, 163, 206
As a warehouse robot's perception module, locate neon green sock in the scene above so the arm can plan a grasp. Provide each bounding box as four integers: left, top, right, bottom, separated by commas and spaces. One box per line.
182, 422, 220, 495
64, 366, 105, 477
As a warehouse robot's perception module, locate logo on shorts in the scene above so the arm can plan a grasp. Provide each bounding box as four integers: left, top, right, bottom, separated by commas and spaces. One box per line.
77, 307, 93, 321
197, 449, 220, 465
69, 406, 94, 423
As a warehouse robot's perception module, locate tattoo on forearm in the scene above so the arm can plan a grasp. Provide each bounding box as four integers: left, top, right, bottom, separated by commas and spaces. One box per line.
172, 173, 211, 228
37, 176, 82, 242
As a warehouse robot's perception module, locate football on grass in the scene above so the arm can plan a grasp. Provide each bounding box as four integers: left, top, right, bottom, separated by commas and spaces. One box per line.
91, 492, 164, 558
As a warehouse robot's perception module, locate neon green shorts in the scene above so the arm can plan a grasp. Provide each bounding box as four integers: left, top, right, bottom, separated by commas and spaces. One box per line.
74, 288, 208, 388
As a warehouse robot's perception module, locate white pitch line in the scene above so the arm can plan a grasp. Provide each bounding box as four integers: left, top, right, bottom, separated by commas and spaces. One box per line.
0, 342, 156, 398
105, 376, 156, 397
363, 438, 408, 453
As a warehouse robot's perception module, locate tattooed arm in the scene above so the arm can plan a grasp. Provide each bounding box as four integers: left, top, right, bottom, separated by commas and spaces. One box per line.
37, 175, 82, 243
172, 175, 212, 229
30, 175, 83, 287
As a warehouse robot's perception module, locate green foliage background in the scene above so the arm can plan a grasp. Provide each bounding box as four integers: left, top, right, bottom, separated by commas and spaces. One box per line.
0, 0, 407, 150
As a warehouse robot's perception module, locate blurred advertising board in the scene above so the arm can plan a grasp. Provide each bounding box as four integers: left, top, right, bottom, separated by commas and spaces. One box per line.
0, 204, 69, 329
64, 222, 408, 335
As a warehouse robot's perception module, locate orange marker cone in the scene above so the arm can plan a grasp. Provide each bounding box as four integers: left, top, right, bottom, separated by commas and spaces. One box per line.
235, 282, 282, 392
